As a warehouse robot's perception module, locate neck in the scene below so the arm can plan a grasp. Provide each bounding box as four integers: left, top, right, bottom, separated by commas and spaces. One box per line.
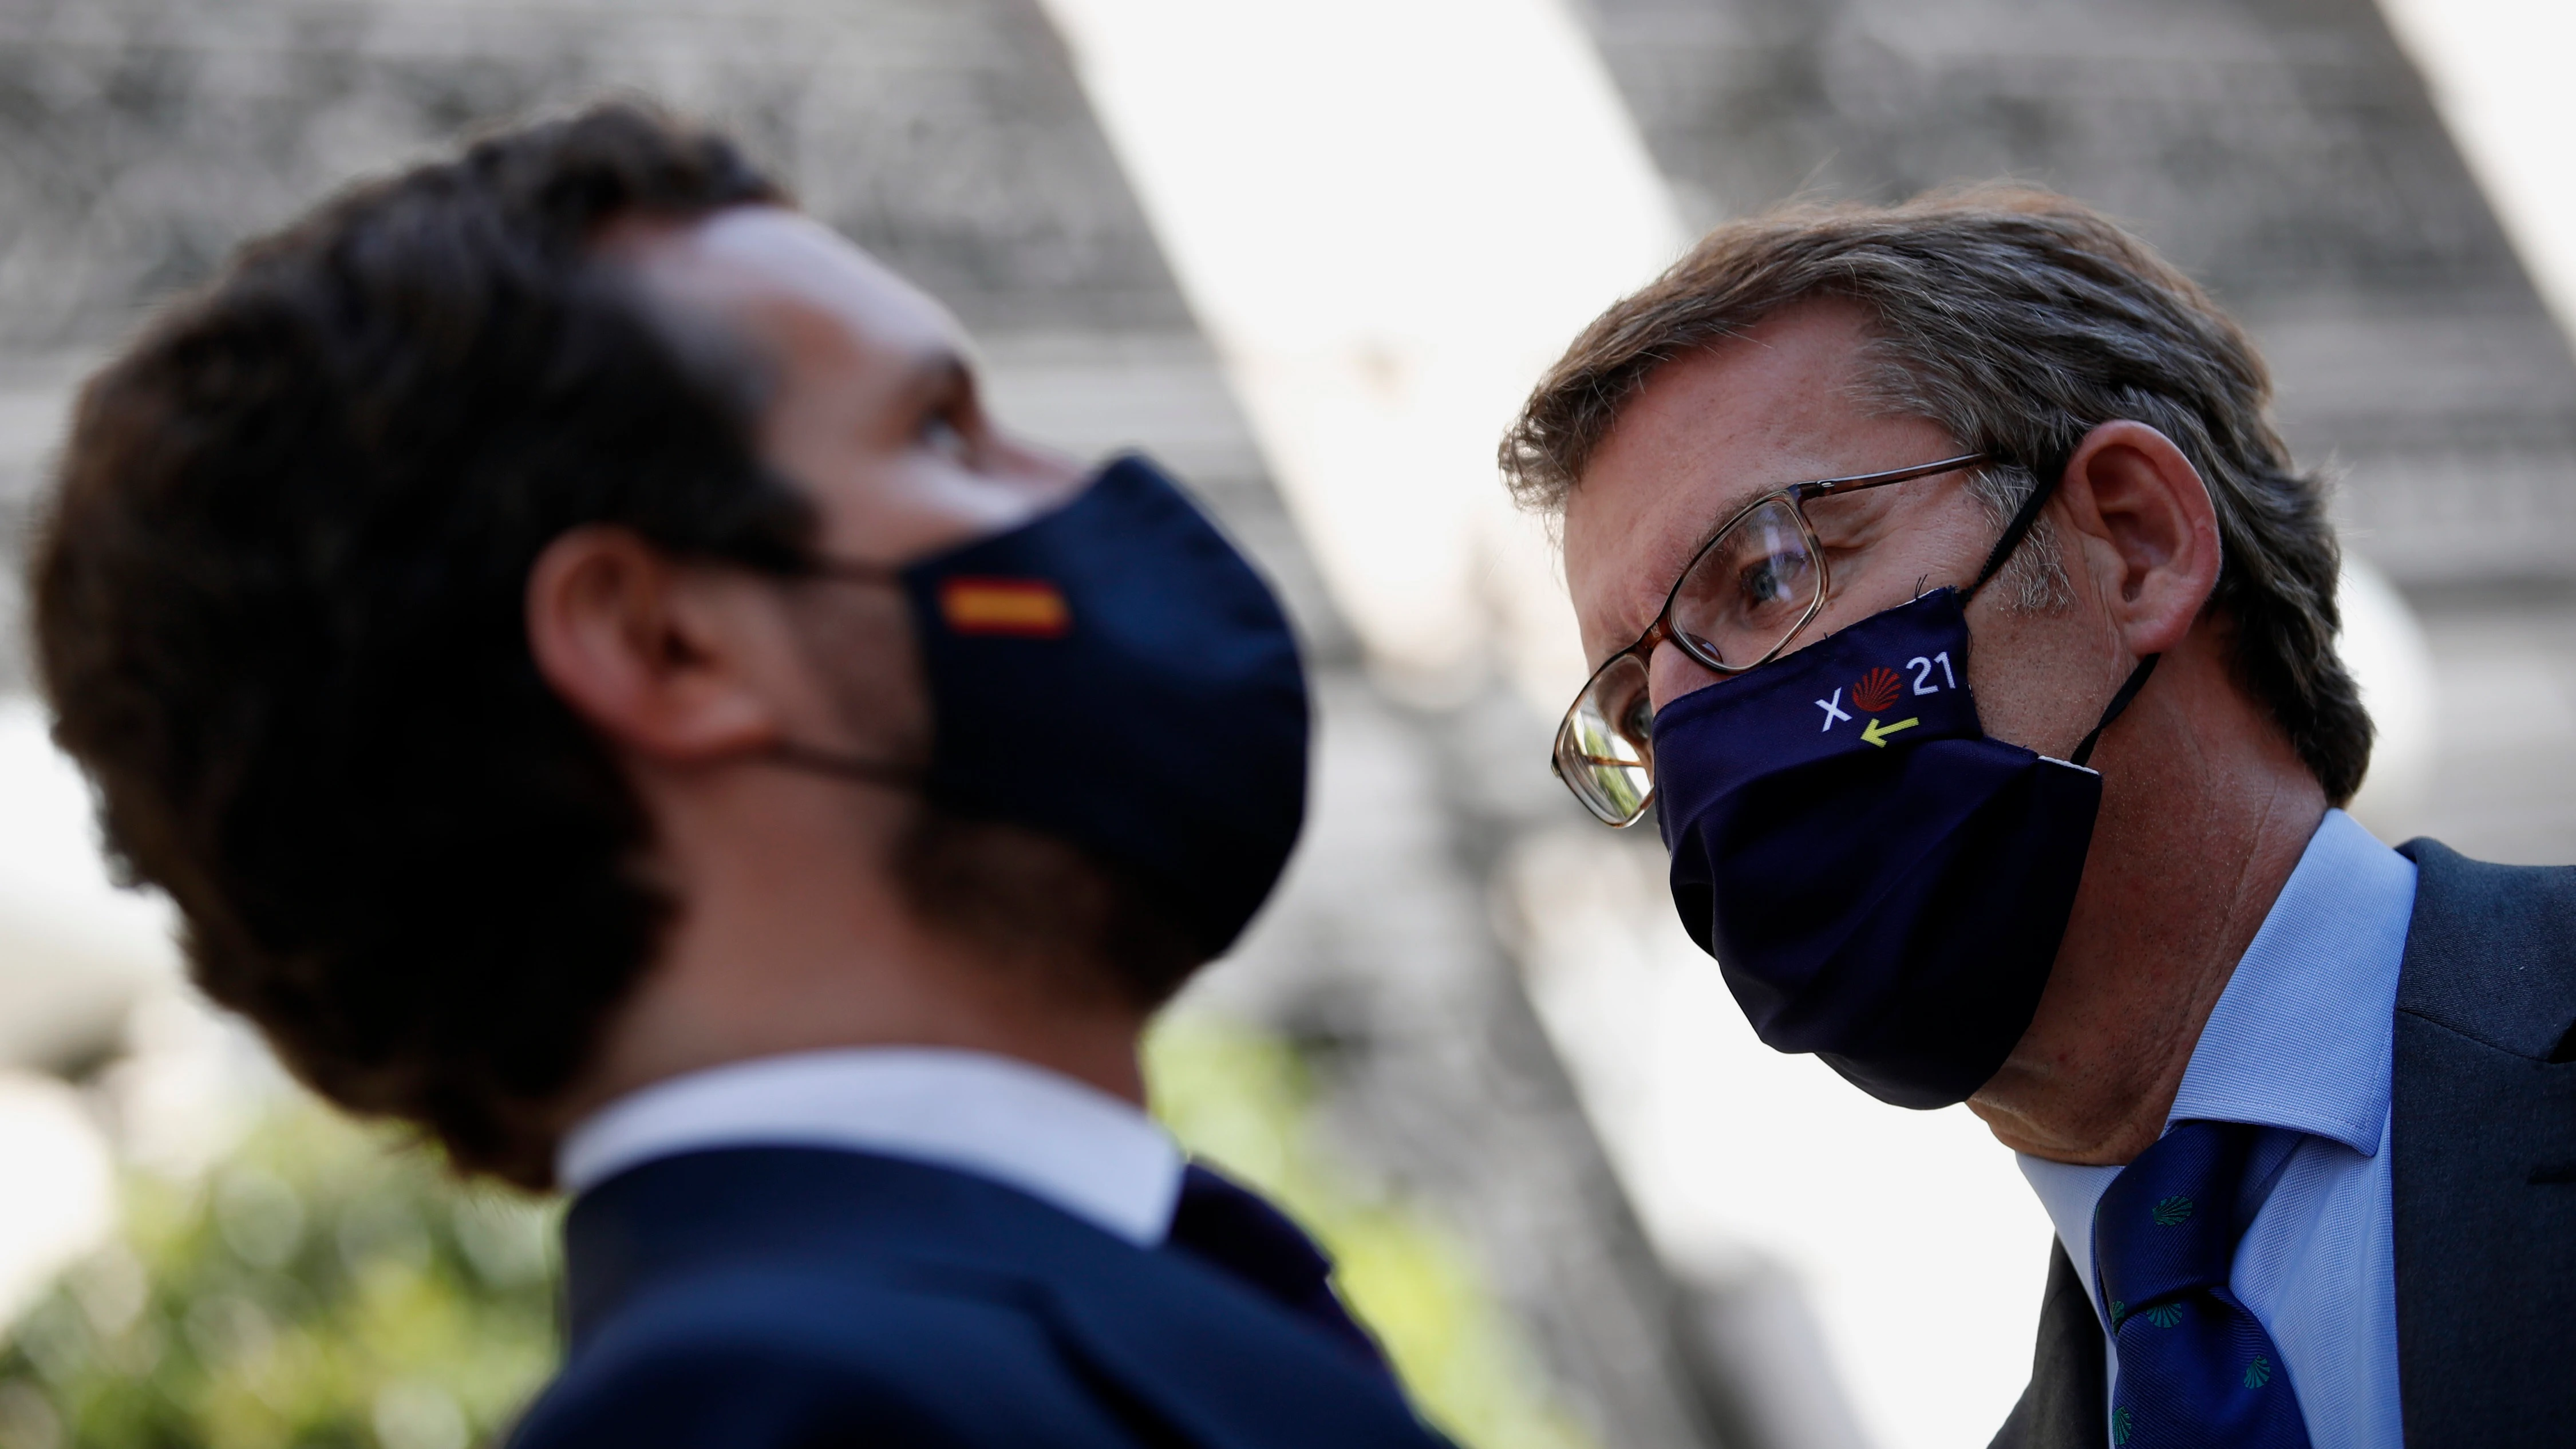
552, 775, 1151, 1146
1968, 634, 2326, 1166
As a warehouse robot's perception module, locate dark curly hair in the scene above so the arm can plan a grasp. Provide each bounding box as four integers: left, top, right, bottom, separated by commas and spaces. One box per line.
31, 102, 813, 1187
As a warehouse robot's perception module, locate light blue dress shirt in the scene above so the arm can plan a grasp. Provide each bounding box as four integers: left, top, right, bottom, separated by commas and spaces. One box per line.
2018, 808, 2415, 1449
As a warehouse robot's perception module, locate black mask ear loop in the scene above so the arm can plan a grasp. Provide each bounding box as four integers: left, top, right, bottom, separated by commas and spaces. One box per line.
767, 740, 925, 790
2067, 654, 2160, 768
1966, 459, 2065, 599
1961, 456, 2162, 771
758, 559, 931, 793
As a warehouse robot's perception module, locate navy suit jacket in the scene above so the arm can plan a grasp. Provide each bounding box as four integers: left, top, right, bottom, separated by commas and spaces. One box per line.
508, 1147, 1448, 1448
1993, 839, 2576, 1448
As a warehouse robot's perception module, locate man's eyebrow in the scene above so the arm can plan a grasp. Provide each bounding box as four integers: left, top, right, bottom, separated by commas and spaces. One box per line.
1672, 471, 1798, 570
1621, 462, 1847, 640
1613, 484, 1759, 643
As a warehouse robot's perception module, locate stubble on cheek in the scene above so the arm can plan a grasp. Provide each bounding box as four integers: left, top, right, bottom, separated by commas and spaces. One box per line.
785, 579, 1203, 1014
785, 575, 934, 765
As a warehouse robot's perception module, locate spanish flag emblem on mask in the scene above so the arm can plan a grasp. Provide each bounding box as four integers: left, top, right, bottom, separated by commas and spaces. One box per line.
937, 577, 1072, 638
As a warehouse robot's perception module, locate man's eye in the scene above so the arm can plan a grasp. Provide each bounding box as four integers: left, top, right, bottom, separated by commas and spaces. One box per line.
1619, 687, 1656, 741
919, 410, 971, 461
1739, 556, 1790, 605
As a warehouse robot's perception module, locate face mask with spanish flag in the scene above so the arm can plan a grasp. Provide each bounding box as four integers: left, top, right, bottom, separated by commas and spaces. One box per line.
785, 452, 1311, 961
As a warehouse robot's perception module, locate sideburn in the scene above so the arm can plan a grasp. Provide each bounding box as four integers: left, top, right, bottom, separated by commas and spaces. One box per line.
894, 808, 1204, 1013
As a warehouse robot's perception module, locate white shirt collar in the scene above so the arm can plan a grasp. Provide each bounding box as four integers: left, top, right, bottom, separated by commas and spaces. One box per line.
556, 1047, 1186, 1247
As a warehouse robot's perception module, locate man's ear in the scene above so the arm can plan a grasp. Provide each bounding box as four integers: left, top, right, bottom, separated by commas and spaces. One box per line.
525, 527, 784, 763
2051, 420, 2223, 656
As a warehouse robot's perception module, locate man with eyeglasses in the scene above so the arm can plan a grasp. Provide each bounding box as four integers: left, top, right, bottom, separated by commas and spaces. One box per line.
1503, 188, 2573, 1449
31, 104, 1447, 1448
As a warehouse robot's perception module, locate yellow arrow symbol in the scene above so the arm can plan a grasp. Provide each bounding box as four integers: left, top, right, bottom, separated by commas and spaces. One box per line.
1860, 716, 1920, 748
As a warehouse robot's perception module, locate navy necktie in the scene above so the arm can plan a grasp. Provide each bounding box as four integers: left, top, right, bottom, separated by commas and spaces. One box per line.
2092, 1120, 2309, 1448
1165, 1162, 1392, 1376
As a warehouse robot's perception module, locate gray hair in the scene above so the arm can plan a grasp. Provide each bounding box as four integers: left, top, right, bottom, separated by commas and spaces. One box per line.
1500, 185, 2372, 804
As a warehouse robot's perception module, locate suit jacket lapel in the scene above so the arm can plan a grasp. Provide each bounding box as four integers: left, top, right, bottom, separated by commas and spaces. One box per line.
2389, 840, 2576, 1449
1994, 839, 2576, 1449
1988, 1241, 2104, 1449
1026, 1242, 1433, 1449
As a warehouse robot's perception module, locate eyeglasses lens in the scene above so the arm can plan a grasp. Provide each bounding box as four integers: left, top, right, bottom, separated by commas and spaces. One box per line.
1556, 651, 1656, 825
1552, 497, 1826, 825
1668, 498, 1821, 670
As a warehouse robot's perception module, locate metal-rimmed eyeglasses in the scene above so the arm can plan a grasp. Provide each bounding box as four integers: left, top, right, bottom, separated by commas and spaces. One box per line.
1552, 452, 1992, 826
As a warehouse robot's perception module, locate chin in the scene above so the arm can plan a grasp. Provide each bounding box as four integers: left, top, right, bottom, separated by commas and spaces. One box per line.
895, 808, 1206, 1011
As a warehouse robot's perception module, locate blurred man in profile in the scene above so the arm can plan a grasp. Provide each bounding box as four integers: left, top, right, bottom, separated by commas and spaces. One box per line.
1507, 189, 2573, 1449
31, 102, 1444, 1449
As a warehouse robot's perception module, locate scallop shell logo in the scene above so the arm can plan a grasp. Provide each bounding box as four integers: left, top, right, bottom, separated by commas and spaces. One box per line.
1852, 666, 1903, 713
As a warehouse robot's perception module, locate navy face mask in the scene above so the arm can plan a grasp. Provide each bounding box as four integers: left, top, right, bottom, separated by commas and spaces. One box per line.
1652, 523, 2158, 1110
779, 452, 1309, 960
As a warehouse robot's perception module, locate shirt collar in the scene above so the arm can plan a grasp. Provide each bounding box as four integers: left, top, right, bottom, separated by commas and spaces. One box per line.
2165, 808, 2415, 1157
556, 1047, 1186, 1246
2016, 809, 2415, 1301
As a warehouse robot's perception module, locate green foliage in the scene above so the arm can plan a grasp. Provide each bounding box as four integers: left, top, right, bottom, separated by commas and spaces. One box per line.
1145, 1013, 1597, 1449
0, 1101, 557, 1449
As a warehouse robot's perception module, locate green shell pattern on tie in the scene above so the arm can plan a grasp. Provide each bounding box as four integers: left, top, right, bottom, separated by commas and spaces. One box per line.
2151, 1194, 2194, 1226
2143, 1304, 2186, 1329
2245, 1357, 2273, 1389
2112, 1406, 2134, 1446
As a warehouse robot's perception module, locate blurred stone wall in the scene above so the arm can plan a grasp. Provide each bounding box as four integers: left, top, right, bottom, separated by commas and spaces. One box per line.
0, 2, 1727, 1444
1570, 0, 2576, 589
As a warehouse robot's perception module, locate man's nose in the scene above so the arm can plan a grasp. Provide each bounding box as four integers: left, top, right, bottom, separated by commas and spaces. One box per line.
992, 428, 1087, 505
1646, 638, 1724, 715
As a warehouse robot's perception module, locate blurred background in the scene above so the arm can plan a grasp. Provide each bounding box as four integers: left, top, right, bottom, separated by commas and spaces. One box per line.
1, 1, 2571, 1447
